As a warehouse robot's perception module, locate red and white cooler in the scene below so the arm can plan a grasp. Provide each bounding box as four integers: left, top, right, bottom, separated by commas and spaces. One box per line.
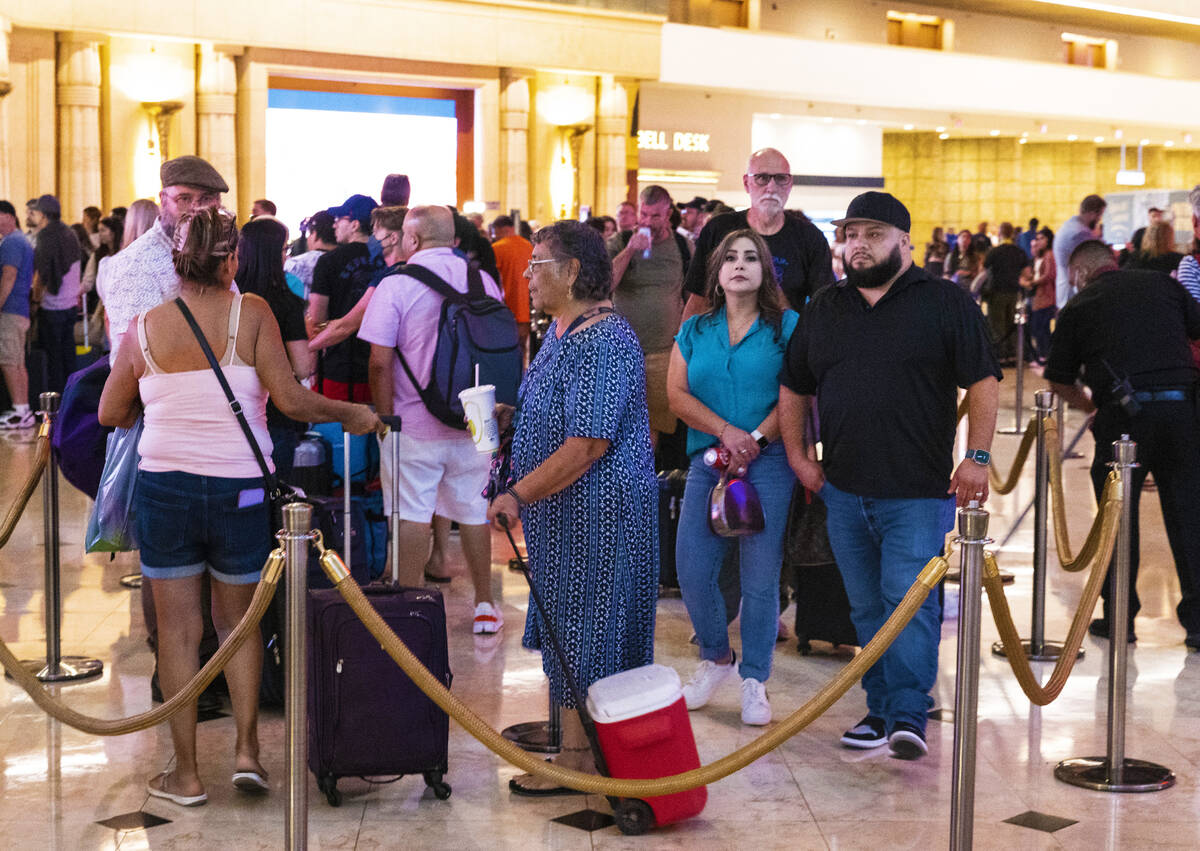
586, 664, 707, 833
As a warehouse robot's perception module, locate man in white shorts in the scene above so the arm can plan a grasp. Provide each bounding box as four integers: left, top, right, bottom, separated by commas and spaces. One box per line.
361, 205, 502, 634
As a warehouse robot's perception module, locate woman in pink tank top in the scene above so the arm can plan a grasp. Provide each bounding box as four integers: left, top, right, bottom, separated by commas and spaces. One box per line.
99, 207, 382, 808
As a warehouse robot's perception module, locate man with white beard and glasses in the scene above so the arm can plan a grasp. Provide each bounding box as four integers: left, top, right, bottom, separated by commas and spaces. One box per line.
682, 148, 832, 319
779, 192, 1000, 760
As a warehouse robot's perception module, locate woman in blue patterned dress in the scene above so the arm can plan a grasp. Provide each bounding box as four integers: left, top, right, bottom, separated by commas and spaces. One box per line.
488, 220, 658, 796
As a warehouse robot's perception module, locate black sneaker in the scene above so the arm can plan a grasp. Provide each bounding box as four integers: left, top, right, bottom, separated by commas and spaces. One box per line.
1088, 618, 1136, 643
840, 715, 887, 749
889, 722, 928, 760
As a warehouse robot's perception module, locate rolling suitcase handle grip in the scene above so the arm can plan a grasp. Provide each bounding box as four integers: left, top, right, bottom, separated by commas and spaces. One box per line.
379, 415, 402, 583
497, 516, 612, 780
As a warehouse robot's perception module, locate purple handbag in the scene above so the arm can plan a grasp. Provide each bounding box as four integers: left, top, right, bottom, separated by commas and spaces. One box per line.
707, 471, 765, 537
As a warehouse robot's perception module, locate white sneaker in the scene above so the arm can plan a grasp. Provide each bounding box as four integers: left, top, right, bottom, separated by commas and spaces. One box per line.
740, 678, 771, 726
472, 601, 503, 634
0, 410, 35, 430
681, 654, 736, 710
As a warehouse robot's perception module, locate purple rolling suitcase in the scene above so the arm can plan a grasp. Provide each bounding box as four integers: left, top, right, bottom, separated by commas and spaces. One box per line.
306, 584, 452, 805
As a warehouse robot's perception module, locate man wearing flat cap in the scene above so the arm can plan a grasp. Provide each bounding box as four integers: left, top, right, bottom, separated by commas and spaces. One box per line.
103, 155, 228, 361
779, 191, 1000, 760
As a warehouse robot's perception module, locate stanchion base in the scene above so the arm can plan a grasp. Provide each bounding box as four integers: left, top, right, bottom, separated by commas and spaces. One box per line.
946, 568, 1015, 585
991, 639, 1084, 662
8, 656, 104, 683
501, 721, 561, 754
997, 426, 1027, 434
1055, 756, 1175, 792
119, 573, 143, 589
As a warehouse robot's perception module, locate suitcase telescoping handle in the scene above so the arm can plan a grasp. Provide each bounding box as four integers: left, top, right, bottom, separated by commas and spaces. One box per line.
497, 516, 612, 779
379, 416, 403, 584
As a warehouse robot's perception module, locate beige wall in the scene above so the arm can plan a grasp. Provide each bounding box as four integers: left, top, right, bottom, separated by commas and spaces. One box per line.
5, 27, 54, 207
758, 1, 1200, 80
883, 132, 1200, 242
103, 36, 197, 210
3, 0, 663, 79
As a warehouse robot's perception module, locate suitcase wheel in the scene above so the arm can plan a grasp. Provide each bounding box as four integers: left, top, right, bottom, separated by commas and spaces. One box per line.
424, 771, 452, 800
318, 775, 342, 807
796, 638, 812, 656
615, 798, 655, 836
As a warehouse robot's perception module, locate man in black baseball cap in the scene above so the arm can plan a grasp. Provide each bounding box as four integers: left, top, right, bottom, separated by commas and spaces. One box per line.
677, 196, 707, 240
779, 188, 1000, 759
831, 191, 913, 293
308, 193, 383, 401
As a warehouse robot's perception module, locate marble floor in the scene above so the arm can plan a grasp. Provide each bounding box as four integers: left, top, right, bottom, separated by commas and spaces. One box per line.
0, 366, 1197, 850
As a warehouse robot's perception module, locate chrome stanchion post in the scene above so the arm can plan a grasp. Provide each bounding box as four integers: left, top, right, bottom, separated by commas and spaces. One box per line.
950, 502, 990, 851
997, 301, 1026, 434
283, 502, 313, 850
1055, 436, 1174, 793
993, 390, 1080, 661
15, 393, 103, 683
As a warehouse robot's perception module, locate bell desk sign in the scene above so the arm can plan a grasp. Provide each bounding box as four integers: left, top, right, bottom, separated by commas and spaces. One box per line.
638, 130, 711, 152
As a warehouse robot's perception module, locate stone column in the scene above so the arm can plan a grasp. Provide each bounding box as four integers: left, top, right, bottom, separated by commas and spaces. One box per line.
0, 15, 12, 198
594, 75, 629, 218
499, 71, 529, 218
196, 44, 239, 206
55, 33, 103, 221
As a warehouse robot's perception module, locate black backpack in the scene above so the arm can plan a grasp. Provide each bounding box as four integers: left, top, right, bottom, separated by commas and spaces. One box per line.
394, 262, 522, 430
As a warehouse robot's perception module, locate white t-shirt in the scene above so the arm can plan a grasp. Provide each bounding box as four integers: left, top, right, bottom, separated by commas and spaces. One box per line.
358, 247, 503, 440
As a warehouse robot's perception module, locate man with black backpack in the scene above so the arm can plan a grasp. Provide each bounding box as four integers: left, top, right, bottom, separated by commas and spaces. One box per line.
361, 205, 516, 635
609, 184, 692, 447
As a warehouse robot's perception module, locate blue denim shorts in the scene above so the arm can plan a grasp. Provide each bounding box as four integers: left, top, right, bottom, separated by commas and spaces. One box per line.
136, 470, 271, 585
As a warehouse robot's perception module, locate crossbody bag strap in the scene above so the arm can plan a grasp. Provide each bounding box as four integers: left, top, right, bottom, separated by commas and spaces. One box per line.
174, 298, 277, 490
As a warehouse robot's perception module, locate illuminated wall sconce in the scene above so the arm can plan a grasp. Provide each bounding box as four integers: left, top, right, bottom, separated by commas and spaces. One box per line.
141, 100, 184, 162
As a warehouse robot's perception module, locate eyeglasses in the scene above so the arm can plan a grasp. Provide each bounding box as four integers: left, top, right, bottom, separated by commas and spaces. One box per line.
526, 257, 562, 274
749, 173, 793, 187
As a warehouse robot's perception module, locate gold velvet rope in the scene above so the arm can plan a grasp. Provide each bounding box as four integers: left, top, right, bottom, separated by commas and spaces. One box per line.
1045, 416, 1109, 571
981, 472, 1121, 705
0, 426, 51, 549
0, 549, 284, 735
319, 544, 949, 796
988, 416, 1037, 495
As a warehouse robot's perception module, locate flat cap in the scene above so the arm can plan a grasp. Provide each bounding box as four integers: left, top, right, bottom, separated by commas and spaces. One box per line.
160, 155, 229, 193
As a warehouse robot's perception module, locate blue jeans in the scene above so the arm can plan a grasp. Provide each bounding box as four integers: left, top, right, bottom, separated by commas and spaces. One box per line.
820, 481, 955, 731
676, 443, 795, 682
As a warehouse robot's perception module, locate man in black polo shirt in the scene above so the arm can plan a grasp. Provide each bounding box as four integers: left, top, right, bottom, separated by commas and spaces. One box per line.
307, 193, 382, 401
682, 147, 833, 319
779, 192, 1000, 759
1045, 239, 1200, 649
981, 221, 1030, 364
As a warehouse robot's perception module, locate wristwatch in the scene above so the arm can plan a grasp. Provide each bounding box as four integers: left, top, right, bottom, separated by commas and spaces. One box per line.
964, 449, 991, 466
751, 429, 769, 449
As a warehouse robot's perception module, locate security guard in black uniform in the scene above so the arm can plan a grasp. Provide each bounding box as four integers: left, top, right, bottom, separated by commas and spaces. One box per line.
1046, 239, 1200, 649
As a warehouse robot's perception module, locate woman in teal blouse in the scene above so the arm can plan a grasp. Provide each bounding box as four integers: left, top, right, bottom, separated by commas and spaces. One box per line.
667, 228, 798, 726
